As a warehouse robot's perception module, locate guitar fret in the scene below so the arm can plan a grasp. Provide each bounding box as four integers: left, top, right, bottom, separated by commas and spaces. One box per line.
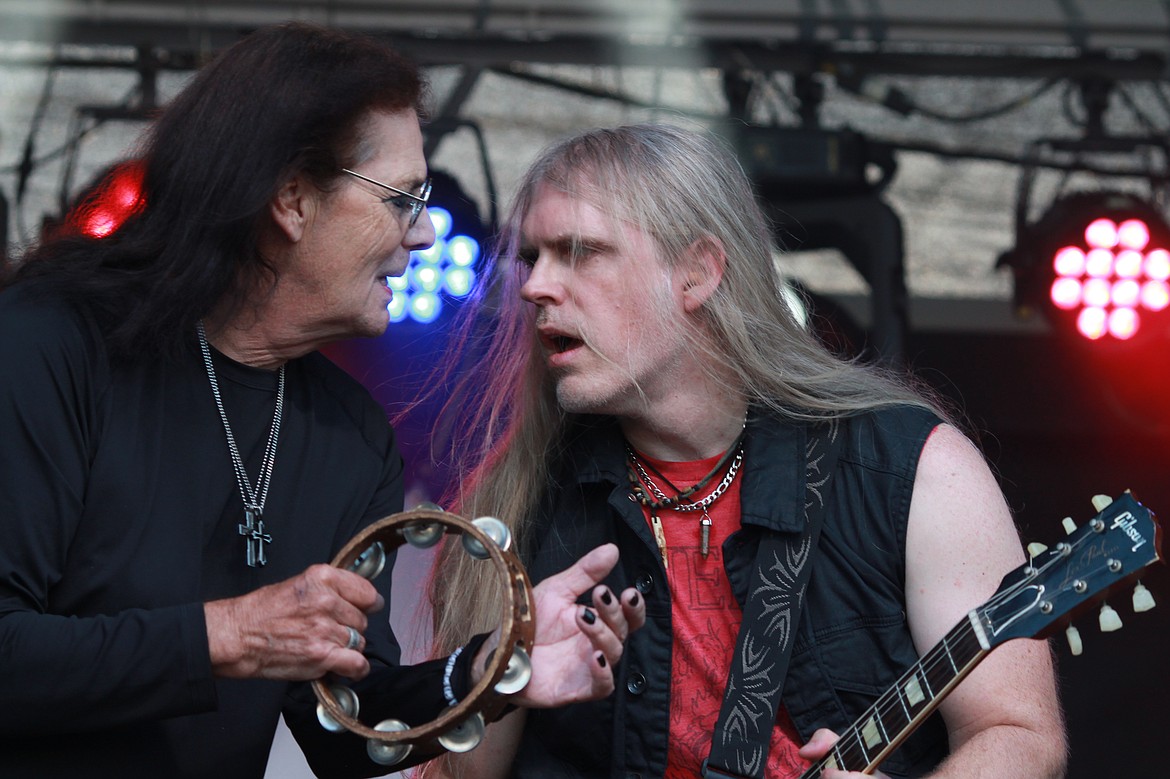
894, 680, 911, 722
861, 711, 889, 751
918, 666, 934, 699
924, 657, 951, 702
826, 744, 842, 772
942, 633, 958, 673
850, 723, 871, 765
904, 672, 926, 706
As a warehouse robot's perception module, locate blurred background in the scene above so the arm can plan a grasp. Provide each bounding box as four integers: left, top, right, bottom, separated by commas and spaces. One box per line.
1, 2, 1167, 775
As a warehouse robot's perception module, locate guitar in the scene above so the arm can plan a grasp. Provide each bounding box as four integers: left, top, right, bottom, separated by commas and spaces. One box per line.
799, 491, 1162, 778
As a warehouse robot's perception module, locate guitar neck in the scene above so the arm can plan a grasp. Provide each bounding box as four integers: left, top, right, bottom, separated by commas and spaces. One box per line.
798, 612, 990, 778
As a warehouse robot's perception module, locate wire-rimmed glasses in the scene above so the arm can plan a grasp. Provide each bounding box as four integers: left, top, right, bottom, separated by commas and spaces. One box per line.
341, 168, 432, 228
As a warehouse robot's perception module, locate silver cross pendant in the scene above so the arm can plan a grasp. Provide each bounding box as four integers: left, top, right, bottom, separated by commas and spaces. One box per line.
238, 507, 272, 567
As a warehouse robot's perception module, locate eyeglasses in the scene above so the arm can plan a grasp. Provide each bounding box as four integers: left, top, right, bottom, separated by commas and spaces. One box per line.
341, 168, 432, 228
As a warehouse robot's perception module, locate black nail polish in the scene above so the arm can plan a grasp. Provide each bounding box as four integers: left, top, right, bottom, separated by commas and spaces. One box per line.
600, 590, 613, 606
597, 654, 607, 668
629, 593, 640, 607
582, 608, 596, 625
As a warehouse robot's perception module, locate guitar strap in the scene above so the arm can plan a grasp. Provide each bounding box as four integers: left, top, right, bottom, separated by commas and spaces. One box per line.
703, 419, 844, 779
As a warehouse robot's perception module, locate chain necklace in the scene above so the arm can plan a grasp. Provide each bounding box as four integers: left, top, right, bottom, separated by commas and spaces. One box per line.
626, 422, 746, 568
628, 448, 743, 513
197, 322, 285, 568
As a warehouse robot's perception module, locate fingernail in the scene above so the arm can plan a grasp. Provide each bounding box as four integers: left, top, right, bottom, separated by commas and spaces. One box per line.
597, 653, 607, 668
629, 593, 640, 607
600, 589, 613, 606
582, 608, 596, 625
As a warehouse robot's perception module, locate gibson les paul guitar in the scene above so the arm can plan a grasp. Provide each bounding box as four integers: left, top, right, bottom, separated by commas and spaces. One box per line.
800, 491, 1162, 778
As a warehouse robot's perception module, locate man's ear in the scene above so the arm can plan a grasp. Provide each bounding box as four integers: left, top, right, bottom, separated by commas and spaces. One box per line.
680, 235, 727, 312
268, 175, 313, 243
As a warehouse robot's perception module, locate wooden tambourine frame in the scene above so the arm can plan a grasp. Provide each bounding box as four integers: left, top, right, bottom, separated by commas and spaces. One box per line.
310, 507, 535, 762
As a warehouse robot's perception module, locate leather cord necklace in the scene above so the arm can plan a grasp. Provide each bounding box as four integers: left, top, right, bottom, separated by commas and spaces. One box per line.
197, 322, 285, 568
626, 422, 747, 568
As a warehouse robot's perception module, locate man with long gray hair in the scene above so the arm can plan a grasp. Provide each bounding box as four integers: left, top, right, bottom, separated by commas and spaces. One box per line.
426, 124, 1066, 778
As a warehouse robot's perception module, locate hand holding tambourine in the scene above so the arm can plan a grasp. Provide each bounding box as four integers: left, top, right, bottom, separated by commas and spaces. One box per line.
311, 505, 644, 767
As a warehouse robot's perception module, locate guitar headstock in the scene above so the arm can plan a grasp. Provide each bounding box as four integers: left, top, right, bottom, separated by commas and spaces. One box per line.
980, 492, 1162, 649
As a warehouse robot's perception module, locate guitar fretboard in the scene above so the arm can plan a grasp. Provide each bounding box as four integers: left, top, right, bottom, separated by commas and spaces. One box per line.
798, 613, 989, 778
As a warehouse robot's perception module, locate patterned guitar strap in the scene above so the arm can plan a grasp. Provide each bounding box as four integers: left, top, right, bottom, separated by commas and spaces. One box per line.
703, 419, 844, 779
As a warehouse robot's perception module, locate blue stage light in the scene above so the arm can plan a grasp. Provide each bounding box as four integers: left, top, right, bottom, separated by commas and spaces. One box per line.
443, 267, 475, 298
409, 292, 442, 323
411, 264, 442, 293
386, 173, 486, 327
415, 239, 444, 266
447, 235, 481, 268
429, 207, 453, 241
387, 293, 408, 322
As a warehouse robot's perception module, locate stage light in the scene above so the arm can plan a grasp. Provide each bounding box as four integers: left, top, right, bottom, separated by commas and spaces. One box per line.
442, 267, 475, 298
429, 207, 454, 241
447, 235, 480, 268
1000, 191, 1170, 342
65, 160, 145, 239
388, 173, 487, 327
409, 292, 442, 324
388, 294, 408, 323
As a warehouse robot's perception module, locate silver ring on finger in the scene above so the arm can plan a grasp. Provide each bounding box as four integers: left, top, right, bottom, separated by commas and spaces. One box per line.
345, 626, 361, 651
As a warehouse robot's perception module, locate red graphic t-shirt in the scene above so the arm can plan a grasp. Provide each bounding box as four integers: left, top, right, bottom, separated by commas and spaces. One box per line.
632, 448, 811, 779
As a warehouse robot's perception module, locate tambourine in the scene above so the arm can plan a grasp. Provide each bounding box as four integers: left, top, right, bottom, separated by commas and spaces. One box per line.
310, 505, 535, 767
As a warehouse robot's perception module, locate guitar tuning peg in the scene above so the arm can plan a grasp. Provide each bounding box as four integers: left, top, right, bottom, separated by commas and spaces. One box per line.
1133, 582, 1156, 613
1091, 494, 1114, 512
1026, 542, 1048, 558
1065, 625, 1083, 656
1099, 602, 1123, 632
1062, 517, 1077, 536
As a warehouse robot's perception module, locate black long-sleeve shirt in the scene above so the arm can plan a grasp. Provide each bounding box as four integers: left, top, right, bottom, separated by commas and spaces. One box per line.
0, 286, 449, 778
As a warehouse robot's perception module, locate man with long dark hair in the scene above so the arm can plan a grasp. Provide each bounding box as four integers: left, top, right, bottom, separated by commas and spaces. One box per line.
425, 125, 1067, 779
0, 24, 642, 778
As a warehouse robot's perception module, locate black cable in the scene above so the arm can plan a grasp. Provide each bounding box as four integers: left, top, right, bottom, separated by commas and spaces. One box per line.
489, 64, 725, 120
880, 138, 1170, 184
1151, 81, 1170, 125
859, 77, 1061, 124
0, 84, 139, 176
1061, 80, 1085, 129
15, 67, 57, 201
1116, 82, 1167, 136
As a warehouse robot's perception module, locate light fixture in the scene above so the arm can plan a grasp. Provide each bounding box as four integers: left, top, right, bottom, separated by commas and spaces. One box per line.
388, 171, 487, 326
65, 159, 146, 239
1000, 191, 1170, 342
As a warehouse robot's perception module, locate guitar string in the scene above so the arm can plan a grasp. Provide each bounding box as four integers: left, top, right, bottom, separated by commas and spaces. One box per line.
803, 525, 1108, 775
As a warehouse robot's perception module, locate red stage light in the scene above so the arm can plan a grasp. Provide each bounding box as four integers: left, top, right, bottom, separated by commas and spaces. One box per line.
1085, 218, 1119, 249
1141, 280, 1170, 311
1012, 192, 1170, 343
1114, 250, 1143, 278
1108, 307, 1140, 340
1053, 246, 1085, 276
1145, 249, 1170, 281
69, 160, 145, 239
1050, 277, 1082, 310
1076, 306, 1107, 339
1118, 219, 1151, 250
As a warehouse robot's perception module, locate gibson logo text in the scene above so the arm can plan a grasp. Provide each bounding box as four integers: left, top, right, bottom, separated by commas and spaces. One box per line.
1110, 511, 1148, 552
